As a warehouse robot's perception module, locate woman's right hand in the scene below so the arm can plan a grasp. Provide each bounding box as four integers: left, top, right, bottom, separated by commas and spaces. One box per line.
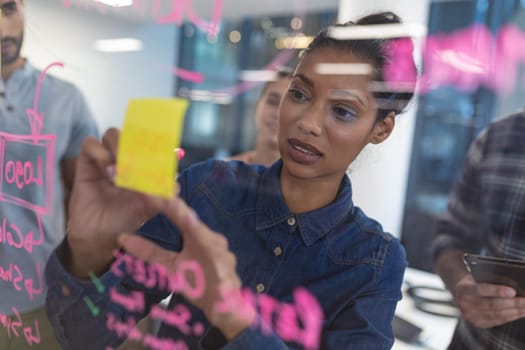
65, 128, 162, 278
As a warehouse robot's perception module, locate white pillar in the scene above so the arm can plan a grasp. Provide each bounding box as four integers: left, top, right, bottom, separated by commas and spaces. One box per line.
337, 0, 430, 237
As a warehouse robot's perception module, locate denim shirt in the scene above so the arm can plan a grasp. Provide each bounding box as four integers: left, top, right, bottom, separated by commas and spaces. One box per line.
45, 160, 406, 350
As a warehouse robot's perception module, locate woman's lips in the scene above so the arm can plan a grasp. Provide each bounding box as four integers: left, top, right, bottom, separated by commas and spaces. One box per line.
287, 138, 322, 164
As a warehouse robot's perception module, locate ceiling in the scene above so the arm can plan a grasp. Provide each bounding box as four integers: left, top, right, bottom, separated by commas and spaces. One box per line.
52, 0, 340, 22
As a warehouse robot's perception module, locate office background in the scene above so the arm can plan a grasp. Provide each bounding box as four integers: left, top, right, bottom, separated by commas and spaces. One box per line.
24, 0, 525, 272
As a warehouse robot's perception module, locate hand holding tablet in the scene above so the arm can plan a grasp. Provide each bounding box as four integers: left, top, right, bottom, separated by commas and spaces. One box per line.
463, 253, 525, 296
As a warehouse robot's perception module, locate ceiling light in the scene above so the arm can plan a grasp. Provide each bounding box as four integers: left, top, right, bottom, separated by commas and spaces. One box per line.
274, 35, 313, 49
229, 31, 242, 43
94, 0, 133, 6
315, 63, 372, 75
239, 70, 278, 82
328, 23, 427, 40
290, 17, 303, 31
94, 38, 143, 52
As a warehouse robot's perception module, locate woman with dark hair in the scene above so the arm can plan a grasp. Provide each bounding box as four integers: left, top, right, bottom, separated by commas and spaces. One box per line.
229, 68, 292, 166
45, 11, 417, 350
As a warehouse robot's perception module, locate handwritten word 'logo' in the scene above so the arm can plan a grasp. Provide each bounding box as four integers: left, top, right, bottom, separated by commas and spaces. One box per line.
0, 133, 55, 213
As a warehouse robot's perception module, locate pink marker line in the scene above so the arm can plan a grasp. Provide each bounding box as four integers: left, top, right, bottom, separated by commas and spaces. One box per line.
26, 62, 64, 142
184, 0, 224, 37
172, 67, 205, 83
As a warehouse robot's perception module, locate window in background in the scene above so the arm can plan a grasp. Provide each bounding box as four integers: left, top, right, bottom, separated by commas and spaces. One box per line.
175, 10, 336, 170
401, 0, 525, 272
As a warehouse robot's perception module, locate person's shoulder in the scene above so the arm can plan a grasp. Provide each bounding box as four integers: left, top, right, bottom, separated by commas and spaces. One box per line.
482, 109, 525, 154
29, 63, 84, 99
489, 109, 525, 131
227, 150, 256, 164
326, 206, 405, 268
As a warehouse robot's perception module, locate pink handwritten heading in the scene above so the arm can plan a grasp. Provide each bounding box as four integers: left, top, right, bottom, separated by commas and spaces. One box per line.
385, 23, 525, 95
63, 0, 224, 37
108, 250, 323, 349
110, 250, 205, 299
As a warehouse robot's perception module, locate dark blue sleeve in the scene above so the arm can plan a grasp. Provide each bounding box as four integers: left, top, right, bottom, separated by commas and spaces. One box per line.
45, 240, 165, 350
44, 160, 220, 349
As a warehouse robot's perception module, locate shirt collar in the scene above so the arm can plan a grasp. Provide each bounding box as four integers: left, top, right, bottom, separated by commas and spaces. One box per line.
6, 60, 34, 86
255, 160, 354, 246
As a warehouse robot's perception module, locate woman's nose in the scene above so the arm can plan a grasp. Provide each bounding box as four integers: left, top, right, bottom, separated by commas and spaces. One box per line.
297, 108, 323, 136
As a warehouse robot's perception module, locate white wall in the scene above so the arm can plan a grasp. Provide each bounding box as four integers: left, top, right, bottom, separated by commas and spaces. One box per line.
338, 0, 430, 237
23, 1, 179, 133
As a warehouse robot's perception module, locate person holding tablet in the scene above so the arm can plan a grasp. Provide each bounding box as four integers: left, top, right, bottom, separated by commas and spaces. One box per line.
433, 110, 525, 349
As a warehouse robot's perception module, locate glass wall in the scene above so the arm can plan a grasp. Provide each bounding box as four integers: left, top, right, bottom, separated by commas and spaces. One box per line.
176, 11, 337, 169
400, 0, 525, 271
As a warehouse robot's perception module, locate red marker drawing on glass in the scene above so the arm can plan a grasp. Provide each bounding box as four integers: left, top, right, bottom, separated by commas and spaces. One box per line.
172, 67, 204, 84
26, 62, 64, 144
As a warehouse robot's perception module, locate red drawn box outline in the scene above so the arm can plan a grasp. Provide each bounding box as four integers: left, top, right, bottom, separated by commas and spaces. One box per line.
0, 133, 56, 215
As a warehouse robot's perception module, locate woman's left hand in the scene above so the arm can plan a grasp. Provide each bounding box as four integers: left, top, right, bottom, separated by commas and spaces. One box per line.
118, 195, 256, 340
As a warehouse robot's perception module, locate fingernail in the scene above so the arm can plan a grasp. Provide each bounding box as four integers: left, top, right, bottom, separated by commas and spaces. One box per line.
106, 165, 116, 180
117, 233, 128, 246
503, 288, 516, 297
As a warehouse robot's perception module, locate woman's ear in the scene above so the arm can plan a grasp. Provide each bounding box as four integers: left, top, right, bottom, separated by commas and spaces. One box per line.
369, 112, 396, 144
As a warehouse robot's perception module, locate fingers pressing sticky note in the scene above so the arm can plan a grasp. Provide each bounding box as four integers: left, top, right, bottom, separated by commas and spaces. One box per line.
116, 98, 188, 198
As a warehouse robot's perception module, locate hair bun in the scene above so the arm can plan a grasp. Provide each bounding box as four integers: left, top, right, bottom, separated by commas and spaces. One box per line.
356, 11, 401, 26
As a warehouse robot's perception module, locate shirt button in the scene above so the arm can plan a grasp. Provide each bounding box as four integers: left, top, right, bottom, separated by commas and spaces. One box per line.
274, 246, 282, 256
256, 283, 265, 293
287, 217, 296, 226
61, 284, 71, 296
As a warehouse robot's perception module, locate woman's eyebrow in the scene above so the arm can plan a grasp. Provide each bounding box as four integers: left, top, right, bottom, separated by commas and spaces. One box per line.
267, 92, 282, 99
293, 74, 315, 87
328, 89, 367, 106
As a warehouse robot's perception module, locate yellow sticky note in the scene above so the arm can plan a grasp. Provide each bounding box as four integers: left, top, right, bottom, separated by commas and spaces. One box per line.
115, 98, 188, 197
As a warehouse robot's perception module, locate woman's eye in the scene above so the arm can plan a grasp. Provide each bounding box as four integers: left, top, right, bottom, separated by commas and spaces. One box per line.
332, 105, 358, 121
289, 88, 308, 102
265, 97, 280, 107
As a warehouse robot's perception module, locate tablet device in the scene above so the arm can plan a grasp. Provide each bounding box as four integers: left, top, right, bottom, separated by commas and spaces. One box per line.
463, 254, 525, 296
